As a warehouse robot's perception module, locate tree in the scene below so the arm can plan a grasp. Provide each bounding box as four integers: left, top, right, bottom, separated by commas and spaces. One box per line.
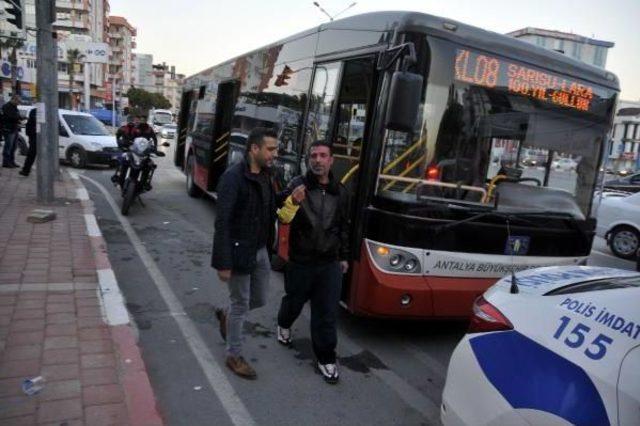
66, 49, 85, 110
126, 87, 171, 114
0, 37, 25, 97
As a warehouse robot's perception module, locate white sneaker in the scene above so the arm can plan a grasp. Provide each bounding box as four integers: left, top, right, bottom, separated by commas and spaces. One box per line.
317, 362, 339, 384
277, 326, 291, 346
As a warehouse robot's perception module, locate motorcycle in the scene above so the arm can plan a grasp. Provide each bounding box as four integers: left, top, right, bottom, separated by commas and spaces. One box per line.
115, 137, 165, 215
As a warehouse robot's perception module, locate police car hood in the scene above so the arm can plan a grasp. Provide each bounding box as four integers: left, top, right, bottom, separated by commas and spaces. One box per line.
487, 266, 640, 297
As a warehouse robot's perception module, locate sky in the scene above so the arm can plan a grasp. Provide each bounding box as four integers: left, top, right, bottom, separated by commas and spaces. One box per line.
109, 0, 640, 100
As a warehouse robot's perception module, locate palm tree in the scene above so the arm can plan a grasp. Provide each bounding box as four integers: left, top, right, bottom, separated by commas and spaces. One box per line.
66, 49, 85, 110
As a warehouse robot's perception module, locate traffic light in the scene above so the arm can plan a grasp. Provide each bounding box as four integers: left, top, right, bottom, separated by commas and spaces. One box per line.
274, 65, 293, 87
5, 0, 23, 29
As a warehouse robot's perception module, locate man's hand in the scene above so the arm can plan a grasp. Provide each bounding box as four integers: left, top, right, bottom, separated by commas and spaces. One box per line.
291, 184, 306, 205
340, 261, 349, 274
217, 269, 231, 282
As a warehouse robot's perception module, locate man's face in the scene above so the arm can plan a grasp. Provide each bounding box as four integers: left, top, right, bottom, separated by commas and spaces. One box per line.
11, 95, 20, 105
309, 145, 333, 178
133, 117, 140, 125
251, 136, 278, 169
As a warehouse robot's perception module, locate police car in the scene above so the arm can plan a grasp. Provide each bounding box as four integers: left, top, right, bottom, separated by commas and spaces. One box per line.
441, 266, 640, 426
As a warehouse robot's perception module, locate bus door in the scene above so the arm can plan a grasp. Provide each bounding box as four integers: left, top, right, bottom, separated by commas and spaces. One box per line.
174, 90, 193, 169
208, 80, 239, 191
302, 57, 377, 294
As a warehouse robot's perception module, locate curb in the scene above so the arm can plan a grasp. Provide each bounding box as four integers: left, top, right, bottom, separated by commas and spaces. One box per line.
71, 171, 164, 426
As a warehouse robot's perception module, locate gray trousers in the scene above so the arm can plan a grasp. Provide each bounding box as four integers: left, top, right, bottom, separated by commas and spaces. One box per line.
226, 247, 270, 357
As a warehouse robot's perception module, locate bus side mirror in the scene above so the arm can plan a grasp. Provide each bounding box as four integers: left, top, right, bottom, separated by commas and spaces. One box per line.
385, 71, 423, 132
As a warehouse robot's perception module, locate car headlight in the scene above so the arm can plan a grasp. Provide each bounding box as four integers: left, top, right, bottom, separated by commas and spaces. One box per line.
367, 241, 421, 274
161, 131, 169, 137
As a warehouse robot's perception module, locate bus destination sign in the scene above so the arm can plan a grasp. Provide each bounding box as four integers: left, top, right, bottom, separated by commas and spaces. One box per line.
454, 48, 602, 113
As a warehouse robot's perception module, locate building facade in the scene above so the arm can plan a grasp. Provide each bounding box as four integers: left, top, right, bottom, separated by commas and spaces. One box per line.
150, 62, 184, 112
0, 0, 112, 108
133, 53, 154, 91
507, 27, 614, 68
107, 15, 136, 97
608, 101, 640, 173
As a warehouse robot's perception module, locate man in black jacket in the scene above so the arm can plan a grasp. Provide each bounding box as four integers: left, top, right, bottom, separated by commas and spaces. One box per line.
211, 127, 278, 379
19, 107, 37, 177
2, 94, 21, 168
276, 140, 350, 384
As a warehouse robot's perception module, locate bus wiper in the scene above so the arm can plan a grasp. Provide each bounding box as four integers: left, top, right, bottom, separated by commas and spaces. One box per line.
433, 208, 543, 234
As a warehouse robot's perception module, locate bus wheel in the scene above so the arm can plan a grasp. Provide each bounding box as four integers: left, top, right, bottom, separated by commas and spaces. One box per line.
186, 154, 202, 198
609, 225, 640, 260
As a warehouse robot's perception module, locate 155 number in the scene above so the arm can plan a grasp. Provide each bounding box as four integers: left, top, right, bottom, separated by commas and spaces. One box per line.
553, 316, 613, 360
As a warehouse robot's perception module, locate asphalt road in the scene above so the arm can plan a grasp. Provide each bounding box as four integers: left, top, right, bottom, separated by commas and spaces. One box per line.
76, 156, 637, 426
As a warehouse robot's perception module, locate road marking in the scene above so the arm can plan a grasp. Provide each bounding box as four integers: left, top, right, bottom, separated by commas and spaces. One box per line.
84, 214, 102, 237
79, 174, 256, 426
301, 309, 441, 423
402, 342, 448, 381
97, 268, 130, 326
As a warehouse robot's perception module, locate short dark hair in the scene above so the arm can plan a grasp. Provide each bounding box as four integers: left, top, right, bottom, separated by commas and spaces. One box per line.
246, 127, 278, 153
309, 140, 332, 155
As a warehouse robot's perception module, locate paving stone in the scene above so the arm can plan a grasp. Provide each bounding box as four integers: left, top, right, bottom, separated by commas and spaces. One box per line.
37, 398, 82, 423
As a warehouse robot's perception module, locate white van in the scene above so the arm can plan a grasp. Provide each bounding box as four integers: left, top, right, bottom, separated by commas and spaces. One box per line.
148, 108, 174, 133
19, 107, 120, 168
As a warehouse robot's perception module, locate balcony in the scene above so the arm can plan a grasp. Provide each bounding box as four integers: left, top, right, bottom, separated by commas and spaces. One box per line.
56, 1, 90, 12
54, 19, 90, 30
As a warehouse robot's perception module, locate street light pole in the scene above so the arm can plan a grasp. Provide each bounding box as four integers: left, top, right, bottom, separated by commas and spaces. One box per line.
35, 0, 58, 203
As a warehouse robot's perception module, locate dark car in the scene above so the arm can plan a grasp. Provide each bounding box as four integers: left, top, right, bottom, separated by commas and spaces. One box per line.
604, 173, 640, 193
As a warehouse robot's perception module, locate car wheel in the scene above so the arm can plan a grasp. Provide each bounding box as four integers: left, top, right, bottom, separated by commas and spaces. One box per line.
186, 154, 202, 198
608, 226, 640, 260
67, 147, 87, 168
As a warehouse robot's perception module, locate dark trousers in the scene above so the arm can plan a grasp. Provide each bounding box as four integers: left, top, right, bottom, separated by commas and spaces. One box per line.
22, 136, 36, 174
2, 131, 17, 166
277, 261, 342, 364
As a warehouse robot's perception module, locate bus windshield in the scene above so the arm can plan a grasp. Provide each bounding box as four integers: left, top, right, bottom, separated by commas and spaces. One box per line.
377, 37, 617, 216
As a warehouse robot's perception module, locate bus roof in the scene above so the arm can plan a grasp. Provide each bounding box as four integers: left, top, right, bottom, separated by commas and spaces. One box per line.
186, 11, 619, 91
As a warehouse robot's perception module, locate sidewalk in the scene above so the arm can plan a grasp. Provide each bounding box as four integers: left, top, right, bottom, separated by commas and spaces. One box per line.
0, 168, 162, 425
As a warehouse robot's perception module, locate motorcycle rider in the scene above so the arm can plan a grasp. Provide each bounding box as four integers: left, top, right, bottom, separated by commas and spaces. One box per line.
111, 115, 140, 187
136, 115, 157, 149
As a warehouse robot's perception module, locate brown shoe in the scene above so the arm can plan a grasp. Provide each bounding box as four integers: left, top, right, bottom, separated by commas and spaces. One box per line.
226, 356, 257, 380
215, 308, 227, 341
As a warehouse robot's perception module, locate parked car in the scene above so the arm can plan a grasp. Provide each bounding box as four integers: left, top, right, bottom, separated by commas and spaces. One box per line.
593, 191, 640, 259
604, 172, 640, 193
552, 157, 577, 171
158, 124, 177, 146
442, 266, 640, 426
19, 106, 120, 168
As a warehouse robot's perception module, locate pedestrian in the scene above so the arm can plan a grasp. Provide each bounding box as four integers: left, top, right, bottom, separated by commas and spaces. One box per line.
18, 107, 37, 177
276, 140, 350, 384
212, 127, 278, 379
136, 115, 157, 148
2, 94, 21, 168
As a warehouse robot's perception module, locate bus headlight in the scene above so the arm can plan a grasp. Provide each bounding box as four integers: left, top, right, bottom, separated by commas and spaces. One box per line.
368, 241, 422, 274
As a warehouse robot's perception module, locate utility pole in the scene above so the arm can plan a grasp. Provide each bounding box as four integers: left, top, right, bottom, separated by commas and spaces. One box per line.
35, 0, 58, 203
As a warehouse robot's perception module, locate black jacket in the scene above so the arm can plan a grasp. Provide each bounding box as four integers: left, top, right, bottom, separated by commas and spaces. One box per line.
2, 102, 20, 132
26, 108, 37, 139
211, 158, 276, 273
137, 123, 157, 148
283, 171, 350, 264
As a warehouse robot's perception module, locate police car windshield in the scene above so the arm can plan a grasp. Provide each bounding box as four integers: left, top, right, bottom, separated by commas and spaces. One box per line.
546, 276, 640, 295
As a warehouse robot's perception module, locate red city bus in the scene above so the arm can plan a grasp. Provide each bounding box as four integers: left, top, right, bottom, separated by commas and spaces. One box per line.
174, 12, 619, 319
